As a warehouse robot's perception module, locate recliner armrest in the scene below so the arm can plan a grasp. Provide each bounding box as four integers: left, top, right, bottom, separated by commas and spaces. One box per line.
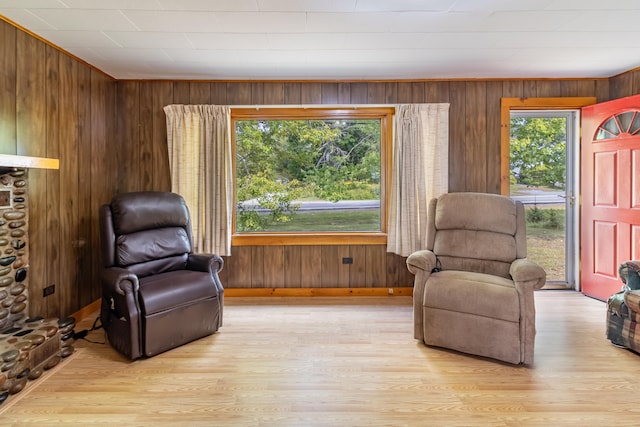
406, 250, 437, 275
187, 254, 224, 273
407, 249, 437, 343
101, 267, 140, 296
509, 259, 546, 290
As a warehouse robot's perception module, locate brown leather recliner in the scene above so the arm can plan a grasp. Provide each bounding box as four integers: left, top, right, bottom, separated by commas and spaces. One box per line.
99, 191, 224, 360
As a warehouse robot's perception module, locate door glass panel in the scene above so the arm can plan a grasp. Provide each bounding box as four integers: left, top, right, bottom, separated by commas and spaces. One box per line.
618, 111, 634, 133
596, 112, 640, 140
596, 128, 614, 140
510, 112, 578, 286
602, 117, 620, 136
629, 113, 640, 135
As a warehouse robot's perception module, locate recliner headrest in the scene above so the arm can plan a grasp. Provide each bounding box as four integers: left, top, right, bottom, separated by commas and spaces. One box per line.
435, 192, 517, 236
110, 191, 190, 235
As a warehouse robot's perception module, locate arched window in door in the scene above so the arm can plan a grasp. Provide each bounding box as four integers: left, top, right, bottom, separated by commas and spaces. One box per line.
595, 110, 640, 140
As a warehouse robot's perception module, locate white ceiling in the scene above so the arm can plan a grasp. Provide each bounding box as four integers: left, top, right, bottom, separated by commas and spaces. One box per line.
1, 0, 639, 81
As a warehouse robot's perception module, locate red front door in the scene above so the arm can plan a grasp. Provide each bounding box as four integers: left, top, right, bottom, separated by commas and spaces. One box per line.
581, 94, 640, 300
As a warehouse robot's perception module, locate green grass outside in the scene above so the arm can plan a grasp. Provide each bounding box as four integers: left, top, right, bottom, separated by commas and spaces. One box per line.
260, 209, 381, 232
525, 207, 565, 282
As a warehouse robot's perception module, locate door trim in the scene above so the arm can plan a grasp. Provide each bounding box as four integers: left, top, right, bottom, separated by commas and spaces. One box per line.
500, 97, 596, 290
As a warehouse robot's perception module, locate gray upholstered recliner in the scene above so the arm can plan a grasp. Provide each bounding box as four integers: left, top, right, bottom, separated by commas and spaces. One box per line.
407, 192, 546, 365
99, 191, 224, 360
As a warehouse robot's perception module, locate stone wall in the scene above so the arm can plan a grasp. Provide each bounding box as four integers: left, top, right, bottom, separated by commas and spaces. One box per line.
0, 168, 29, 331
0, 169, 77, 403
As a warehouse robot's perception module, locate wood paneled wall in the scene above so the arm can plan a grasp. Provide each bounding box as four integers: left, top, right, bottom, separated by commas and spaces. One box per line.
609, 68, 640, 100
0, 20, 117, 318
114, 79, 615, 293
3, 18, 640, 317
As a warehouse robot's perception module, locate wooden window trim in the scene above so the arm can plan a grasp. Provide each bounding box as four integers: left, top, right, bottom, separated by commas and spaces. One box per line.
500, 97, 596, 195
231, 107, 395, 246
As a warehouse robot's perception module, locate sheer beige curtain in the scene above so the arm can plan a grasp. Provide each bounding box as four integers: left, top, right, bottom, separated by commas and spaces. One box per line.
163, 104, 232, 256
387, 104, 449, 257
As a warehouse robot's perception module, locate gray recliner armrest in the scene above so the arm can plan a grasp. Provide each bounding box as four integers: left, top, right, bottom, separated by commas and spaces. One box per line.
406, 249, 437, 275
510, 259, 546, 290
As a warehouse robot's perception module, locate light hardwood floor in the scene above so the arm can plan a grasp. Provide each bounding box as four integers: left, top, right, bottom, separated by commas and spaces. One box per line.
1, 291, 638, 426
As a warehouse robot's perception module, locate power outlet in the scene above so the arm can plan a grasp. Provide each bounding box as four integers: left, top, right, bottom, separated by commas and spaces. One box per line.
43, 284, 55, 297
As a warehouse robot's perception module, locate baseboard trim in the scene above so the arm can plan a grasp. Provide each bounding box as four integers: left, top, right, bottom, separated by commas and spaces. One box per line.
224, 287, 414, 297
71, 299, 101, 322
73, 287, 414, 320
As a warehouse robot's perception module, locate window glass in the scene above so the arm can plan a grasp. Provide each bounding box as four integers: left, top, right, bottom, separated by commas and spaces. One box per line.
232, 108, 391, 239
595, 111, 640, 140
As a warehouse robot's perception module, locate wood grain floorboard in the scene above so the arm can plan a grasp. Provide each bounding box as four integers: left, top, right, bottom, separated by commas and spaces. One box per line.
1, 291, 638, 426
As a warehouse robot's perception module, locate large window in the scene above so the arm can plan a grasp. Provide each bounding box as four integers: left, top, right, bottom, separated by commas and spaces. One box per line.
231, 107, 393, 245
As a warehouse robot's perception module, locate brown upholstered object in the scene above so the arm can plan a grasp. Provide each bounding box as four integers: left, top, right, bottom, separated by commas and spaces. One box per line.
99, 191, 224, 360
407, 192, 546, 365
